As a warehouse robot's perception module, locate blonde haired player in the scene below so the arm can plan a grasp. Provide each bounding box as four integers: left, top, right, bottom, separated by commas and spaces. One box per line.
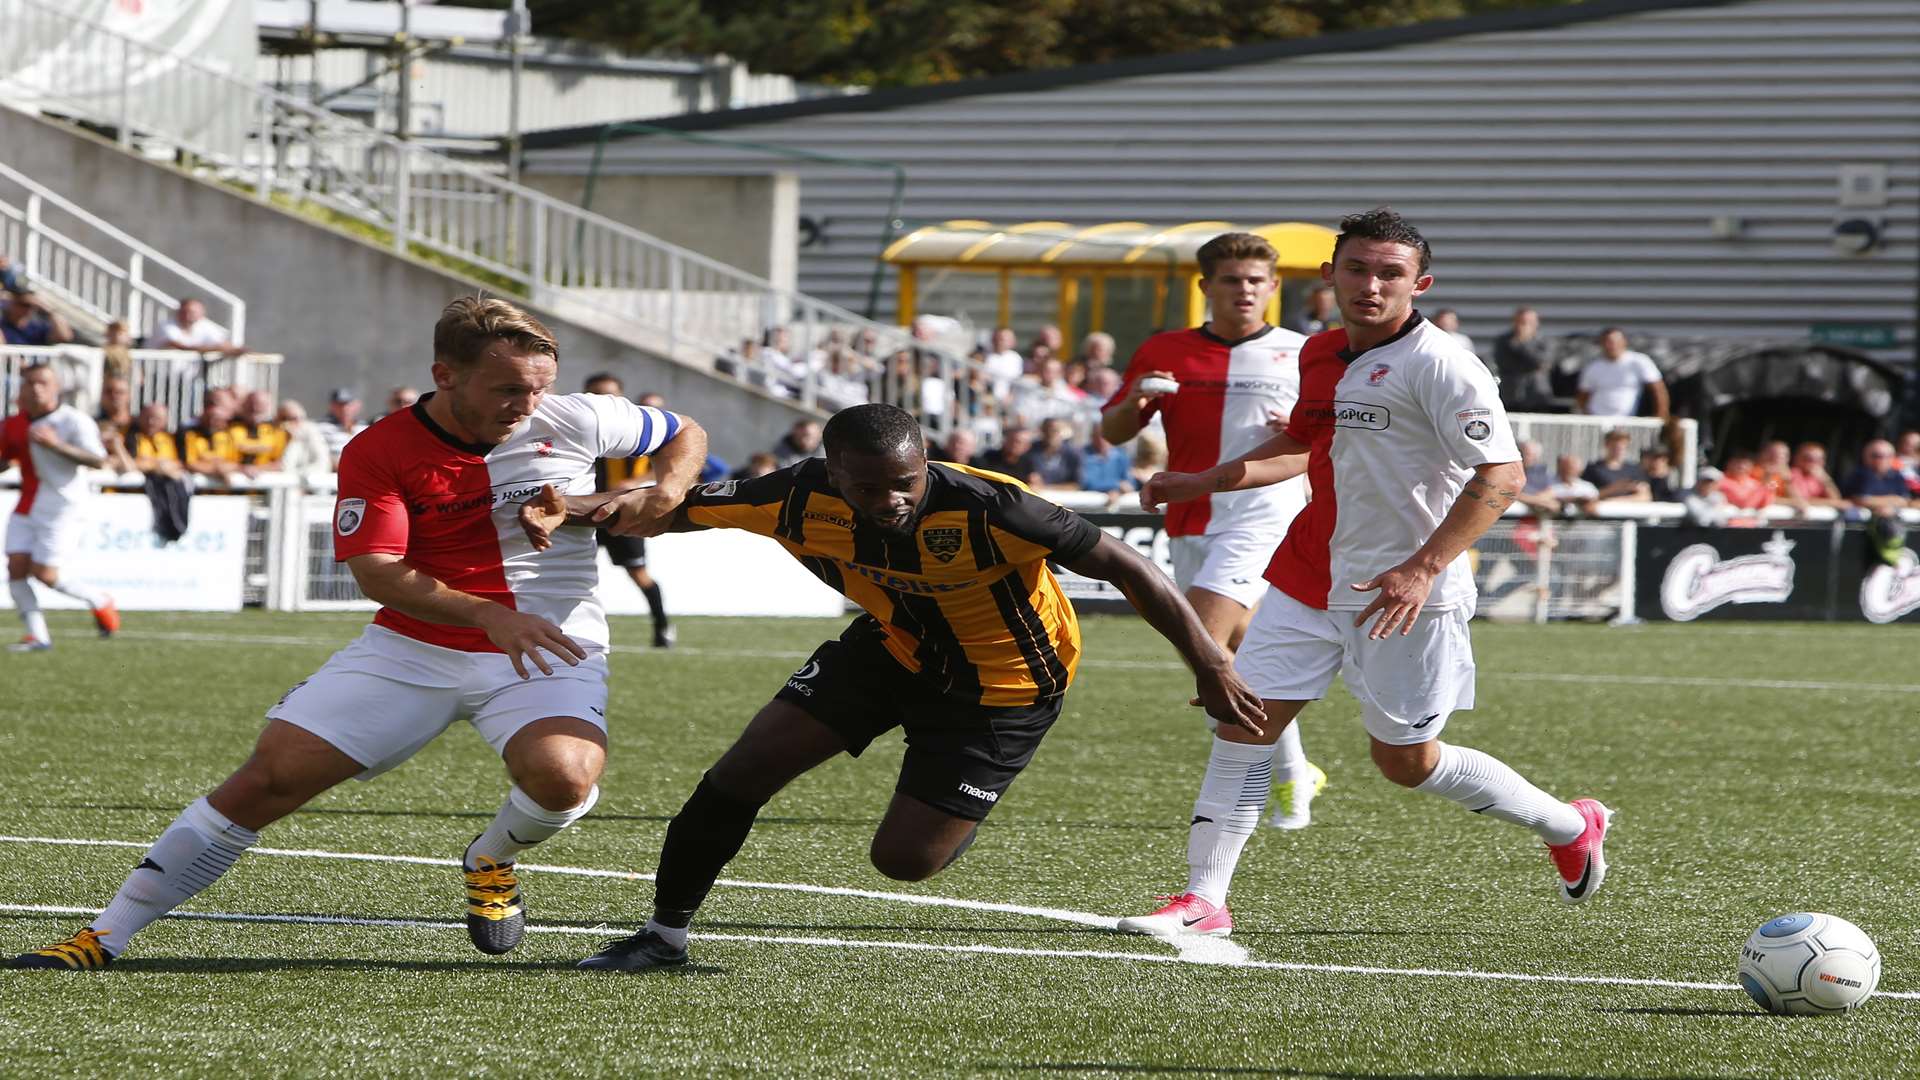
13, 298, 707, 969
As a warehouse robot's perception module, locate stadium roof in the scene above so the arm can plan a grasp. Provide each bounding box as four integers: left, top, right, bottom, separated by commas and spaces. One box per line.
522, 0, 1743, 148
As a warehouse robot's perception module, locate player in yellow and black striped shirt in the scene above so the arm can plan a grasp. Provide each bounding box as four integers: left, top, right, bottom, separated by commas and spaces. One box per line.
585, 374, 672, 647
563, 403, 1266, 972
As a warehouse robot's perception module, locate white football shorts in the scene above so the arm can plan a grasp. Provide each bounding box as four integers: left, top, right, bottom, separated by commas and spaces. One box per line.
267, 624, 610, 779
1169, 528, 1280, 609
4, 507, 84, 566
1233, 586, 1477, 745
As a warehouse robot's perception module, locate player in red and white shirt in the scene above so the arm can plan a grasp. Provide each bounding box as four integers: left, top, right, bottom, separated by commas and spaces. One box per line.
1119, 210, 1612, 939
1101, 232, 1326, 849
13, 298, 708, 971
3, 363, 119, 652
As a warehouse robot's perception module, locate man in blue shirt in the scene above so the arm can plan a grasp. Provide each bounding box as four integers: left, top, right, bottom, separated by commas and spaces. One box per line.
1080, 425, 1134, 496
1, 290, 73, 346
1841, 439, 1915, 515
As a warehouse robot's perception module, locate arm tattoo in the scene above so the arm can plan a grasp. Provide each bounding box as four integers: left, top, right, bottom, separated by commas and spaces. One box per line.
1461, 477, 1517, 512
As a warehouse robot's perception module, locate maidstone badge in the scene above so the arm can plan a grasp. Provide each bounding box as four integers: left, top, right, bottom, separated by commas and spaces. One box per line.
922, 527, 963, 563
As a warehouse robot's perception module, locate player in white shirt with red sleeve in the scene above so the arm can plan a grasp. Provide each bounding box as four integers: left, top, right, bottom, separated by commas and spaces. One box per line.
1102, 232, 1326, 845
3, 363, 119, 652
13, 298, 709, 971
1120, 210, 1612, 939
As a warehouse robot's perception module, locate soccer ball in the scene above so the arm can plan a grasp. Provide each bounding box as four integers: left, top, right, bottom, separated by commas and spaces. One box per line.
1736, 912, 1880, 1015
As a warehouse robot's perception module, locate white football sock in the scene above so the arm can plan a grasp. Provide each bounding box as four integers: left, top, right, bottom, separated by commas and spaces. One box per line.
1413, 742, 1584, 844
1185, 736, 1274, 905
1272, 720, 1308, 786
465, 784, 599, 869
92, 798, 260, 956
45, 577, 108, 609
10, 578, 48, 643
644, 918, 689, 949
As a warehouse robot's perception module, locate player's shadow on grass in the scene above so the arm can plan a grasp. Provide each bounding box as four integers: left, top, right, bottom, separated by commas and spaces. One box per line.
1596, 1005, 1770, 1019
703, 920, 1116, 938
108, 957, 729, 977
36, 802, 877, 829
990, 1060, 1743, 1068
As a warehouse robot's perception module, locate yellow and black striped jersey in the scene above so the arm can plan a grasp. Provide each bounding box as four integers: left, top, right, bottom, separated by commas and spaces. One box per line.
596, 454, 651, 491
228, 420, 289, 465
685, 460, 1103, 706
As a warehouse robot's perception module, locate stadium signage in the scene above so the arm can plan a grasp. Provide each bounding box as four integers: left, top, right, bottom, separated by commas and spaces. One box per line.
1658, 533, 1797, 621
1859, 549, 1920, 624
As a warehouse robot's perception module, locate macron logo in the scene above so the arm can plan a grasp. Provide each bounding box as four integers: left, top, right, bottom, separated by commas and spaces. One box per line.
957, 781, 999, 803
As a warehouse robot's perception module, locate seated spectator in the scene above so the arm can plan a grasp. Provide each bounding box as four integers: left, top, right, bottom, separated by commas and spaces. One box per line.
230, 389, 289, 475
761, 326, 811, 393
101, 320, 135, 382
971, 426, 1035, 478
1754, 439, 1792, 499
1682, 465, 1725, 526
96, 375, 134, 435
1716, 453, 1774, 521
128, 402, 184, 477
1130, 431, 1167, 490
180, 390, 243, 482
2, 288, 74, 346
149, 297, 244, 355
817, 348, 872, 409
770, 419, 823, 468
1841, 439, 1915, 516
0, 253, 19, 293
1011, 357, 1084, 428
1546, 454, 1600, 516
1028, 324, 1064, 364
1080, 425, 1134, 498
1580, 429, 1650, 501
319, 388, 366, 468
1514, 440, 1560, 515
1785, 442, 1845, 508
981, 326, 1024, 396
1641, 449, 1681, 502
1077, 331, 1116, 371
275, 399, 334, 475
381, 386, 420, 420
1079, 365, 1123, 432
1025, 418, 1083, 491
1897, 429, 1920, 488
731, 451, 779, 481
930, 429, 977, 465
1431, 308, 1476, 355
1287, 285, 1340, 335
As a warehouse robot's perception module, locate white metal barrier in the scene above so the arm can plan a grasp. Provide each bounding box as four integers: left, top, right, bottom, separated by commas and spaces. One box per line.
0, 0, 988, 434
1509, 413, 1698, 486
0, 161, 246, 341
1, 343, 283, 421
1474, 518, 1639, 624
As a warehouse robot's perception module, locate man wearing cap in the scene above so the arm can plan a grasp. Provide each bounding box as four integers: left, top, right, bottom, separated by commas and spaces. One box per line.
320, 388, 366, 469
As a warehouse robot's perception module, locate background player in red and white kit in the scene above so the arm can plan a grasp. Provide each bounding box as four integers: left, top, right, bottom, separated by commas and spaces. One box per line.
1119, 209, 1611, 938
1101, 233, 1326, 890
3, 363, 119, 652
13, 298, 708, 970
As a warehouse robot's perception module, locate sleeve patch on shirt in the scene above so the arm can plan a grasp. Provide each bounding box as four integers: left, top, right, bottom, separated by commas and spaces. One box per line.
698, 479, 738, 498
1463, 420, 1492, 441
336, 498, 368, 535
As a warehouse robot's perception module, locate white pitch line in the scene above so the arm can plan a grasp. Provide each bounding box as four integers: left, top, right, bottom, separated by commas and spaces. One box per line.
110, 631, 1920, 694
5, 837, 1909, 999
5, 902, 1910, 1002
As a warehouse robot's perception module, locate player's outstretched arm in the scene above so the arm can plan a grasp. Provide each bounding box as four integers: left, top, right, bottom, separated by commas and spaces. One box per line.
346, 553, 587, 678
1058, 533, 1265, 735
1350, 459, 1524, 640
1140, 430, 1308, 512
598, 413, 708, 538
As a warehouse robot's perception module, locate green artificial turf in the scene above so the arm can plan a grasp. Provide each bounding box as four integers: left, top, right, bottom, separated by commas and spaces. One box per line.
0, 611, 1913, 1078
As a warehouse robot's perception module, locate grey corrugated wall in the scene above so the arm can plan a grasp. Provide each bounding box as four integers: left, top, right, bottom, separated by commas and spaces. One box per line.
524, 0, 1920, 364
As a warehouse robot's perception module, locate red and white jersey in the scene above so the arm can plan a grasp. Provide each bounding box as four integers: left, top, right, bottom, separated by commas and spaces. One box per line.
332, 392, 681, 653
1, 405, 105, 518
1265, 313, 1520, 613
1108, 325, 1306, 537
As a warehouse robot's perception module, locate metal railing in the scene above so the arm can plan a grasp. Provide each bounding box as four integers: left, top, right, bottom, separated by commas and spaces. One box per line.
2, 344, 283, 426
0, 0, 986, 433
0, 162, 246, 341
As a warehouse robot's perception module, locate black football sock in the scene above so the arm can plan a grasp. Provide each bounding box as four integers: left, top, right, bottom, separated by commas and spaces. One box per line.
650, 772, 764, 935
639, 582, 668, 629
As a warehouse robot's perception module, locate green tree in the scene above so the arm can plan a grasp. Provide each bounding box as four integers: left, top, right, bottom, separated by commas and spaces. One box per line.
480, 0, 1575, 87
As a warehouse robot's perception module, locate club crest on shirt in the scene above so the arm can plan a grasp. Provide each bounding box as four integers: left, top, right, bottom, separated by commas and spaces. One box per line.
698, 479, 739, 498
335, 497, 367, 536
534, 437, 555, 457
922, 527, 964, 563
1463, 420, 1491, 441
1366, 364, 1392, 385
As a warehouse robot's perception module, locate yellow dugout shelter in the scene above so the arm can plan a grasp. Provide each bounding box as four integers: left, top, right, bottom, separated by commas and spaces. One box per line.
881, 219, 1338, 338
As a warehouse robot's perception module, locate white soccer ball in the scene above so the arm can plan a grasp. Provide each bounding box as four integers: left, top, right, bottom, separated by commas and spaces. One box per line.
1736, 912, 1880, 1015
